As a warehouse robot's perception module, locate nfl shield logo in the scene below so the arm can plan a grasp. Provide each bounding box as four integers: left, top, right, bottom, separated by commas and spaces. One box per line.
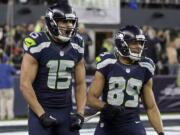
126, 68, 130, 73
100, 122, 104, 128
60, 51, 64, 56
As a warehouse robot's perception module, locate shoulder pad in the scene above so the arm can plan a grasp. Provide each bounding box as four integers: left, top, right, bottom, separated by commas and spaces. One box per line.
23, 37, 37, 51
28, 32, 46, 43
96, 52, 115, 63
71, 34, 84, 48
75, 33, 83, 41
23, 32, 50, 53
71, 34, 84, 54
138, 57, 155, 75
71, 42, 84, 54
96, 53, 116, 69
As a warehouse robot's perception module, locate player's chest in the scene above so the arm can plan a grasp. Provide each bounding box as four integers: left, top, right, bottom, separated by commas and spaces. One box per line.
39, 48, 78, 73
107, 63, 146, 83
40, 46, 77, 64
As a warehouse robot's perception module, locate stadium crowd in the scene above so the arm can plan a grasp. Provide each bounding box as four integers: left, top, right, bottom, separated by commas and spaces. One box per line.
0, 17, 45, 70
0, 17, 180, 75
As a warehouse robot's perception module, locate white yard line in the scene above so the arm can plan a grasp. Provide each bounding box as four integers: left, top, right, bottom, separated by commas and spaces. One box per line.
0, 114, 180, 126
0, 127, 180, 135
86, 114, 180, 123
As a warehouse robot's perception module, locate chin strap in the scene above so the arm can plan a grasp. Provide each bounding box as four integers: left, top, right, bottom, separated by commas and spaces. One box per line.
56, 34, 70, 42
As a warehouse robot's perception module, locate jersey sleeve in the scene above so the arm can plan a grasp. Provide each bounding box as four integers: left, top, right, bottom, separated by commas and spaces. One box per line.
139, 57, 156, 83
96, 53, 116, 77
23, 32, 50, 61
71, 34, 85, 63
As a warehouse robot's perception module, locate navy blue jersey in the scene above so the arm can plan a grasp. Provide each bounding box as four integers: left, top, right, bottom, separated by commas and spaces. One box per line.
23, 32, 84, 108
96, 53, 155, 125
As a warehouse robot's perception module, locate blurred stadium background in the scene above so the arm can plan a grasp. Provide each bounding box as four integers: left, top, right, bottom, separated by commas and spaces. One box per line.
0, 0, 180, 135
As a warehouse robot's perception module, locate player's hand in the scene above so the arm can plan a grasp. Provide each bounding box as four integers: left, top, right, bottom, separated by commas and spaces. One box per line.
158, 132, 165, 135
39, 113, 58, 128
101, 104, 122, 121
70, 112, 84, 131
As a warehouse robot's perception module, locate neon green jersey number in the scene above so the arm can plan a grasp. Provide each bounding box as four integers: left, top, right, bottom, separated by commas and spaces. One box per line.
47, 60, 75, 90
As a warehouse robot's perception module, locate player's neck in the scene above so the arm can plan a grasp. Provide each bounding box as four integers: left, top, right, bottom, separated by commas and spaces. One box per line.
47, 32, 69, 46
118, 56, 134, 65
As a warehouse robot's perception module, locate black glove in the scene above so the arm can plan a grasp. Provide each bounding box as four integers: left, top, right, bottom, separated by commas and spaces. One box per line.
70, 112, 84, 131
39, 113, 58, 128
101, 104, 122, 121
158, 132, 165, 135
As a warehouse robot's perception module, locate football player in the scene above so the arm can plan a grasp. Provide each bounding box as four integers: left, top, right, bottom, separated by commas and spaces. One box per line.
87, 25, 165, 135
20, 2, 86, 135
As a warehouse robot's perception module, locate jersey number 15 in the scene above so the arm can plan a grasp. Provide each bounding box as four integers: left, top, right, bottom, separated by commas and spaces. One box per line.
46, 60, 75, 90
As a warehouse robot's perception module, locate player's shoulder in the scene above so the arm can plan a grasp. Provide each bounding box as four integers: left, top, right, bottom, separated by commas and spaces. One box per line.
23, 32, 51, 53
139, 57, 155, 67
71, 33, 84, 46
96, 52, 116, 63
70, 33, 84, 53
96, 52, 117, 69
73, 33, 83, 41
138, 57, 155, 75
24, 32, 49, 45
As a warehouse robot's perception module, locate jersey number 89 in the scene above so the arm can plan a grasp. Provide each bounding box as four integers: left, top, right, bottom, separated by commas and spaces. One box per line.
108, 77, 142, 108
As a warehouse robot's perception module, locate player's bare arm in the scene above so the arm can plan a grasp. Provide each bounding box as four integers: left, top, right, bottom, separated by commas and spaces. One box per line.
142, 78, 164, 134
20, 53, 45, 117
87, 71, 106, 110
74, 58, 87, 115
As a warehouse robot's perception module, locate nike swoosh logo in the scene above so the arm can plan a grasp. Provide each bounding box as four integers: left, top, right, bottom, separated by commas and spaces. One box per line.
135, 121, 141, 124
50, 115, 56, 120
